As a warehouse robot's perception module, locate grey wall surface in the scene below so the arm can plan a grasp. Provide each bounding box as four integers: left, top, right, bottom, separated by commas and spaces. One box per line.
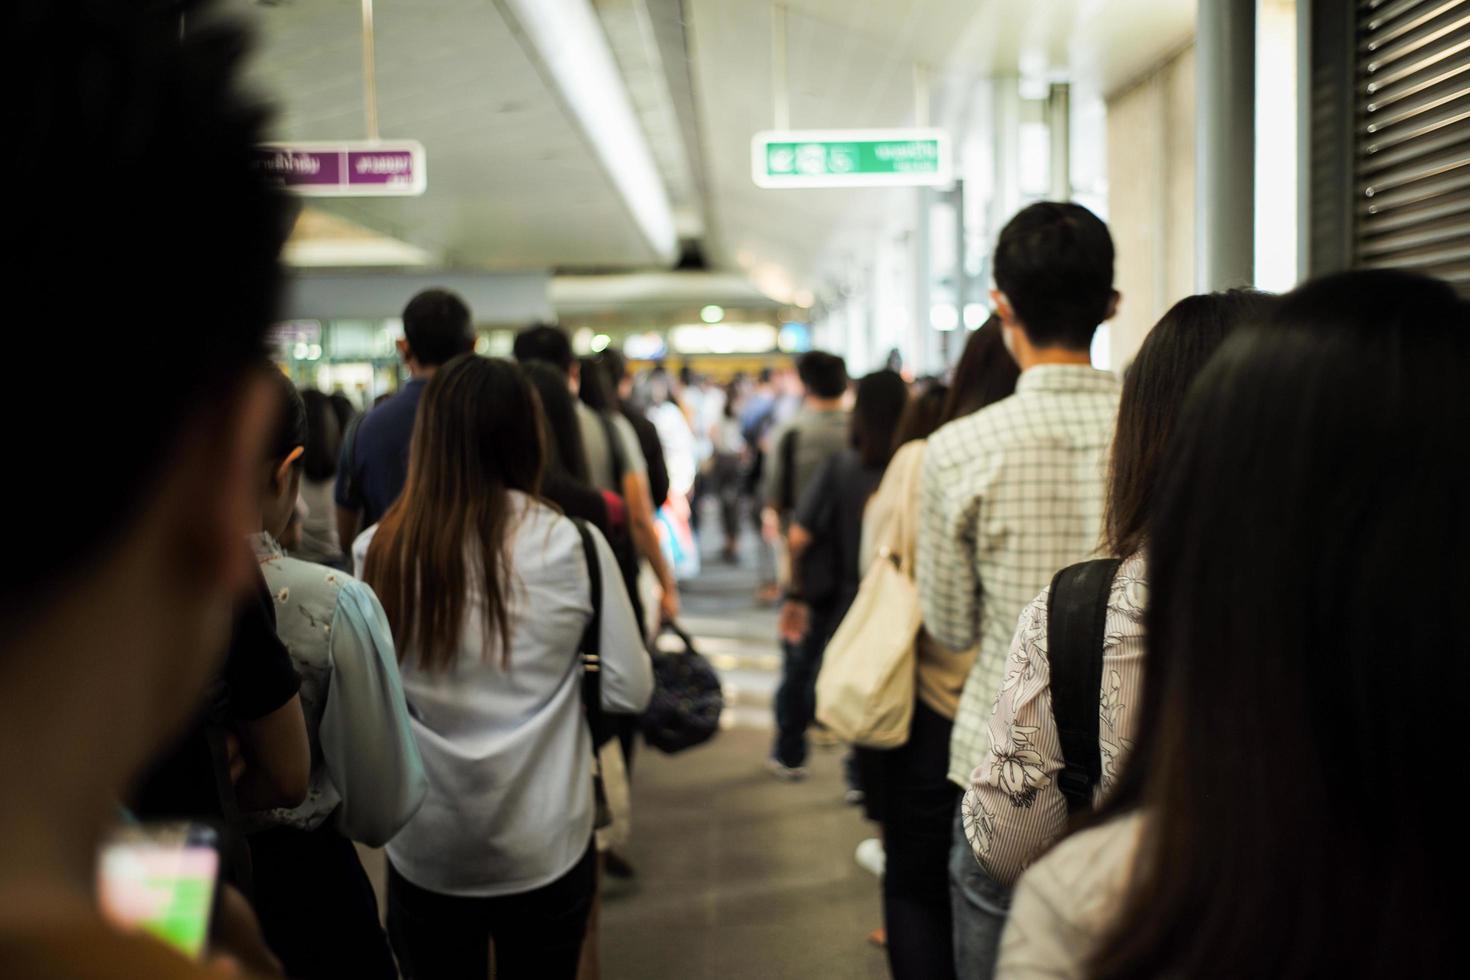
280, 270, 553, 324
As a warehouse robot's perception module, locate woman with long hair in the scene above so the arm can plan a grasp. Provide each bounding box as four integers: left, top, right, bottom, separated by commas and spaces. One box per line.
857, 318, 1018, 979
959, 290, 1274, 898
996, 269, 1467, 978
360, 356, 652, 980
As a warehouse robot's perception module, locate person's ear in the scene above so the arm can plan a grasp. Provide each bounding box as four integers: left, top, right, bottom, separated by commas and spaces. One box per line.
396, 337, 412, 364
271, 452, 297, 498
568, 361, 581, 394
1103, 290, 1121, 322
991, 289, 1019, 328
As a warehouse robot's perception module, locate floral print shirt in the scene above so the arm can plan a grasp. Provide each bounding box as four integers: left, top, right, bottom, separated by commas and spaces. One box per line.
963, 552, 1147, 886
249, 533, 426, 845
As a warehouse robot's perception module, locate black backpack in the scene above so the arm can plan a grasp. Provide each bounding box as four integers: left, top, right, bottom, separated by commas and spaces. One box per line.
1046, 557, 1123, 815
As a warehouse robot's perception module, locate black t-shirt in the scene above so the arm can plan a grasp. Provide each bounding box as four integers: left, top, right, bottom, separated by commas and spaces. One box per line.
622, 403, 671, 508
795, 450, 883, 619
132, 573, 301, 822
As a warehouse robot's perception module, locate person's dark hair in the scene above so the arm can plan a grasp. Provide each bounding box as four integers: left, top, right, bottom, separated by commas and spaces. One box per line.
1087, 270, 1467, 979
850, 371, 910, 471
523, 361, 592, 486
512, 323, 574, 374
265, 371, 308, 468
796, 351, 848, 399
578, 357, 617, 414
363, 356, 544, 672
300, 389, 341, 482
402, 288, 475, 367
2, 0, 291, 621
600, 349, 628, 387
993, 202, 1115, 350
892, 384, 949, 449
1102, 289, 1276, 558
328, 392, 357, 441
941, 317, 1020, 422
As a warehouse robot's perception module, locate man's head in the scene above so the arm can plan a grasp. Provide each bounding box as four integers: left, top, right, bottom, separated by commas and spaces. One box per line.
513, 323, 576, 375
2, 1, 291, 770
399, 288, 475, 374
796, 351, 848, 401
991, 201, 1118, 353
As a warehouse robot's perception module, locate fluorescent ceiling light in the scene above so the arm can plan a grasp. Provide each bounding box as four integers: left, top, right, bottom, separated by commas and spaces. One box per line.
496, 0, 678, 265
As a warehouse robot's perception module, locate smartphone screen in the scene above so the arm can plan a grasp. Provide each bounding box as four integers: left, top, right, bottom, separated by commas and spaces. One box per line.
97, 822, 220, 961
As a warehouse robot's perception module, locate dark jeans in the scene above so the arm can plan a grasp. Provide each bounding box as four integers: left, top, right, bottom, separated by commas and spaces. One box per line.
949, 803, 1012, 979
772, 600, 836, 767
249, 819, 397, 980
879, 701, 961, 980
387, 843, 596, 980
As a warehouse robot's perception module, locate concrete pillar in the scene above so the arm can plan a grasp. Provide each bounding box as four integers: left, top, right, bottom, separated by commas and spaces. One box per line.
1196, 0, 1256, 290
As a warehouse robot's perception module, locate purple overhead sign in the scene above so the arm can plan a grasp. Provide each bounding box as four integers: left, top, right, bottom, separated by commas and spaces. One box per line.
253, 141, 427, 197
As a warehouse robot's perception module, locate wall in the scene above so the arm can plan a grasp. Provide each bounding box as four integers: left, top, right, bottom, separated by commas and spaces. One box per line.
1105, 45, 1197, 371
280, 270, 554, 325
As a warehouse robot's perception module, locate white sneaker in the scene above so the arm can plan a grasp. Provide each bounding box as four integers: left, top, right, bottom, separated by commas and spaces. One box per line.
855, 837, 885, 877
766, 758, 808, 781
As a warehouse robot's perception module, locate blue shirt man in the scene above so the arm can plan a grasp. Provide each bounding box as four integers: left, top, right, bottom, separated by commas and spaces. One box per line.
334, 289, 476, 544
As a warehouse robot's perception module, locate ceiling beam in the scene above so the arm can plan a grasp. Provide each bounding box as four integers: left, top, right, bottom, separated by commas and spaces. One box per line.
495, 0, 680, 266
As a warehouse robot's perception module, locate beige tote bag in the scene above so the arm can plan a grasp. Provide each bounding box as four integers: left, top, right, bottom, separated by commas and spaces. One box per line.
815, 442, 926, 748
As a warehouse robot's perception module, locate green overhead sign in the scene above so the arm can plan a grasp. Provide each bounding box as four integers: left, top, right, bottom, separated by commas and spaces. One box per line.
752, 129, 951, 188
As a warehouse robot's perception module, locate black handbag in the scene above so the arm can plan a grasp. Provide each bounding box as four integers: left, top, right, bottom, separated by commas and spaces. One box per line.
640, 620, 724, 754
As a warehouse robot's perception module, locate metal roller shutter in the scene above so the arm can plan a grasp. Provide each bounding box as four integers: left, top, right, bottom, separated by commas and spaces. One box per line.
1356, 0, 1470, 289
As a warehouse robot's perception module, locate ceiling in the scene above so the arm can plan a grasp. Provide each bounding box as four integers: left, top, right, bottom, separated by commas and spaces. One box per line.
685, 0, 1196, 299
238, 0, 660, 269
236, 0, 1195, 303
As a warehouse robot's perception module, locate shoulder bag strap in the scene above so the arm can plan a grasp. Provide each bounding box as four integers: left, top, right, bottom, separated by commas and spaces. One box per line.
597, 411, 627, 491
571, 519, 606, 743
339, 411, 365, 506
779, 427, 799, 512
1047, 557, 1123, 815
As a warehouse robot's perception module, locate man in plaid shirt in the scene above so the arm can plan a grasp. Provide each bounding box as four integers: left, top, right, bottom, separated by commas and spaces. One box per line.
916, 202, 1121, 979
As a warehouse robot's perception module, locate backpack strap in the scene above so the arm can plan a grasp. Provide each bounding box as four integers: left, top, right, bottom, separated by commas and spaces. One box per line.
1046, 557, 1123, 815
571, 519, 611, 747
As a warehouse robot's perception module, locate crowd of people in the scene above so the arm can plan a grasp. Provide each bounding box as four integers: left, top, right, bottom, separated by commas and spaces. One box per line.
3, 4, 1466, 980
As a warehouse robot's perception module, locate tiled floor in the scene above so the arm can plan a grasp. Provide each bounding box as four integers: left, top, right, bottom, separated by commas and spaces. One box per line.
599, 529, 888, 980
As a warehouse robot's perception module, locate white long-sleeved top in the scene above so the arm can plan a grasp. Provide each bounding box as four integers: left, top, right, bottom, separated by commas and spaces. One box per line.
355, 493, 653, 897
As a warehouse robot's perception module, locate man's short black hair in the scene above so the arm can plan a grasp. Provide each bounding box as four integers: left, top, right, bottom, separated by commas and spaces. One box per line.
3, 0, 290, 618
797, 351, 848, 399
993, 202, 1115, 350
513, 323, 574, 374
403, 289, 474, 367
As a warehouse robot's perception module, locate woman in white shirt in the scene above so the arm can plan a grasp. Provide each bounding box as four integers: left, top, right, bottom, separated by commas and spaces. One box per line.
996, 270, 1465, 978
359, 355, 653, 980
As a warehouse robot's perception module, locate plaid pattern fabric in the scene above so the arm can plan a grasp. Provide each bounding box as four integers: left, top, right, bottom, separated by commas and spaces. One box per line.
915, 364, 1120, 787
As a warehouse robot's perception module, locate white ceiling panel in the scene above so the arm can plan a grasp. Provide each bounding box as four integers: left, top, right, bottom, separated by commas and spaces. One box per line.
239, 0, 660, 269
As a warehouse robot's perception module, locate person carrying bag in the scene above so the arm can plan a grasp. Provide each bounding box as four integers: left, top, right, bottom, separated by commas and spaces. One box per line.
814, 429, 926, 748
